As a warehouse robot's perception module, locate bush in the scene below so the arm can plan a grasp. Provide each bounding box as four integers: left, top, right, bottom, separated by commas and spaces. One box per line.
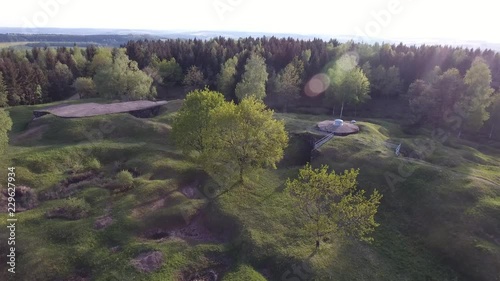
87, 158, 101, 170
116, 170, 134, 188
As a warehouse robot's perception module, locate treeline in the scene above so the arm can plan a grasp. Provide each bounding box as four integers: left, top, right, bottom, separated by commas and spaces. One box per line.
0, 45, 155, 105
0, 33, 153, 46
123, 37, 500, 137
1, 36, 499, 138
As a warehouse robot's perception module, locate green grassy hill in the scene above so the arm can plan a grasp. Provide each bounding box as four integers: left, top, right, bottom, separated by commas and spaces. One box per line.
0, 102, 499, 281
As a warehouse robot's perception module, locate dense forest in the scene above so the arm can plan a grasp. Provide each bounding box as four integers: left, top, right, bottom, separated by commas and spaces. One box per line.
1, 36, 499, 139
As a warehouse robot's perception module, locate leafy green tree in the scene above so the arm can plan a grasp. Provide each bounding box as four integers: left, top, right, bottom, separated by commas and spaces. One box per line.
368, 65, 402, 97
326, 64, 370, 118
93, 50, 155, 100
0, 72, 8, 107
48, 62, 74, 100
34, 84, 43, 104
370, 65, 386, 95
458, 58, 494, 135
273, 61, 302, 112
488, 93, 500, 138
73, 77, 96, 99
156, 57, 183, 86
383, 66, 403, 97
423, 66, 442, 84
433, 68, 465, 127
183, 66, 206, 90
217, 55, 238, 99
90, 48, 113, 74
408, 79, 434, 125
361, 61, 372, 80
207, 97, 288, 182
286, 164, 382, 249
71, 45, 88, 75
0, 109, 12, 159
172, 88, 226, 153
409, 69, 465, 128
235, 54, 268, 101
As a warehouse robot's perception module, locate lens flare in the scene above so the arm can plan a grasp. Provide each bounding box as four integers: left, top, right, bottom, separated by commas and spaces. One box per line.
305, 73, 330, 97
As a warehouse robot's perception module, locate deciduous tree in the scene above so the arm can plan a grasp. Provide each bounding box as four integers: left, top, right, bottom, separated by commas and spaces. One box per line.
0, 72, 8, 107
273, 60, 302, 112
217, 55, 238, 99
235, 54, 268, 101
183, 66, 206, 90
93, 50, 155, 100
73, 77, 96, 99
286, 164, 381, 249
0, 109, 12, 159
458, 58, 495, 135
207, 97, 288, 182
487, 93, 500, 139
326, 61, 370, 118
171, 88, 225, 154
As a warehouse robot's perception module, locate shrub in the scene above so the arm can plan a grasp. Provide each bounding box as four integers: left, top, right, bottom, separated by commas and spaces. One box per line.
87, 158, 101, 170
116, 170, 134, 188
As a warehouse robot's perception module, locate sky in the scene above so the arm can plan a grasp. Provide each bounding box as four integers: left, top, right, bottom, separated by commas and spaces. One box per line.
1, 0, 499, 43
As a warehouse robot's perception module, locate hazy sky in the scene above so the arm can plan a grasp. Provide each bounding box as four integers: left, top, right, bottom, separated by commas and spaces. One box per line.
1, 0, 499, 42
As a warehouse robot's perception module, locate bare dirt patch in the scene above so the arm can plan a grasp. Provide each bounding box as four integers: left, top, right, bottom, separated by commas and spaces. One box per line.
130, 251, 164, 273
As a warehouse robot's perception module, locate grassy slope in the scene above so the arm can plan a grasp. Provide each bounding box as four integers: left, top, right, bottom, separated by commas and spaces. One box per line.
278, 114, 500, 281
0, 103, 498, 280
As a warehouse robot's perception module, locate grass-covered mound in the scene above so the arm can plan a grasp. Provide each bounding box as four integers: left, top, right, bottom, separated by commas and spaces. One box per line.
0, 102, 498, 280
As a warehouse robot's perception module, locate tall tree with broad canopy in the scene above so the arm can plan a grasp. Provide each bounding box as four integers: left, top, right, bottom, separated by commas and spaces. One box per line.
217, 55, 239, 99
183, 66, 206, 90
326, 57, 370, 119
172, 90, 288, 184
457, 58, 495, 136
286, 164, 382, 249
432, 68, 466, 128
73, 77, 96, 99
171, 88, 226, 154
273, 58, 303, 112
235, 54, 268, 101
93, 49, 156, 100
156, 57, 183, 86
207, 97, 288, 182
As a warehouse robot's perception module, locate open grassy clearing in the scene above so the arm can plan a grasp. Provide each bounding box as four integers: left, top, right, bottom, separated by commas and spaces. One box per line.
0, 102, 498, 280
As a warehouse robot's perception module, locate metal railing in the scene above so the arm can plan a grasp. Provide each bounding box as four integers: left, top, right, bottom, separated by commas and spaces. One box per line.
314, 133, 335, 150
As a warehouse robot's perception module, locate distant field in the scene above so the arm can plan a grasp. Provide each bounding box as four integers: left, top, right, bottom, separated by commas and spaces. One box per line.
0, 41, 33, 48
0, 41, 101, 49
